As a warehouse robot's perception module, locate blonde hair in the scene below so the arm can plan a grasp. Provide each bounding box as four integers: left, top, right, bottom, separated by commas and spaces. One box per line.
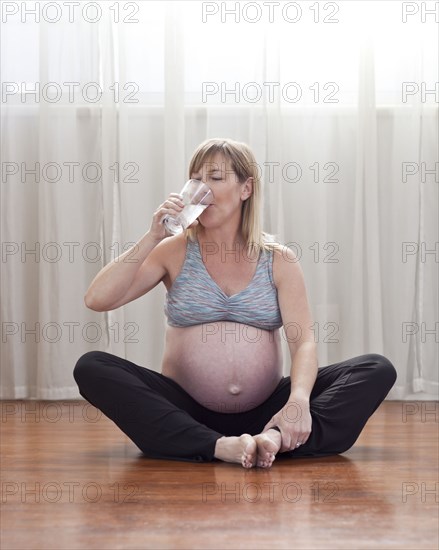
185, 138, 282, 257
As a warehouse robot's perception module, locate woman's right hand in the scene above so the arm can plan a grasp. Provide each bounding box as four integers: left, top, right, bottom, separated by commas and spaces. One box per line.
148, 193, 194, 241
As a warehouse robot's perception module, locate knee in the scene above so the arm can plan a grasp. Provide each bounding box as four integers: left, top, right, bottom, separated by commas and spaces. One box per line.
73, 351, 105, 385
366, 353, 397, 388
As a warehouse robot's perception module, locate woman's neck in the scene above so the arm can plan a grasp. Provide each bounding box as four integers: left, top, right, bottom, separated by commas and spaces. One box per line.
197, 226, 245, 250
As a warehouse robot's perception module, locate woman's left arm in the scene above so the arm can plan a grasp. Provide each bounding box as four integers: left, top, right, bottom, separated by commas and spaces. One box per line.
263, 245, 318, 451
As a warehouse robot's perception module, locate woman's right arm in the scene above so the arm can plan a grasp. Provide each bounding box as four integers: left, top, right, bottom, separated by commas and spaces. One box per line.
84, 192, 186, 312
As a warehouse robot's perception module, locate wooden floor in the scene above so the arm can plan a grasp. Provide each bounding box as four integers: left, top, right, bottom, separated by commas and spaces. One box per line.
1, 400, 438, 550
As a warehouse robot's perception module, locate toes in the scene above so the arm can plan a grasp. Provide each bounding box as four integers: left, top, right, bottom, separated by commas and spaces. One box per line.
242, 453, 256, 468
255, 435, 279, 461
257, 459, 273, 468
241, 435, 257, 467
242, 455, 254, 468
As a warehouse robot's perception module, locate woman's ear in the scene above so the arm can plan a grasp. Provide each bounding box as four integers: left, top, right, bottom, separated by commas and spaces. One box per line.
241, 177, 253, 201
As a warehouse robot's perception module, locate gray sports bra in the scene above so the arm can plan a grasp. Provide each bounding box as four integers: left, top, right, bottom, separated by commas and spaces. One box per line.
164, 237, 283, 330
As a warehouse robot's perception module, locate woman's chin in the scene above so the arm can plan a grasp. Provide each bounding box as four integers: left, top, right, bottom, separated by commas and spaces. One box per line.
198, 208, 213, 224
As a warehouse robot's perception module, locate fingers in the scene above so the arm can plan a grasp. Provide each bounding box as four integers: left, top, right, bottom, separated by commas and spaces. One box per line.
156, 195, 185, 219
292, 431, 311, 450
152, 195, 183, 222
279, 431, 311, 452
280, 433, 291, 453
265, 416, 311, 452
149, 194, 187, 240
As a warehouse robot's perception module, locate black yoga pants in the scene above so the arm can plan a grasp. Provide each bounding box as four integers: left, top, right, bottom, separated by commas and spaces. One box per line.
73, 351, 397, 463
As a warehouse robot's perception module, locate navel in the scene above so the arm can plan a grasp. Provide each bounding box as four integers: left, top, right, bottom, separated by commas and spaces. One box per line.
228, 384, 242, 395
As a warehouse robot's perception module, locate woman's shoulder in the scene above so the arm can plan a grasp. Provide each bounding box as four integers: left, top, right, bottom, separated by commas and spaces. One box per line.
269, 242, 298, 260
266, 241, 301, 288
154, 232, 189, 269
260, 237, 296, 260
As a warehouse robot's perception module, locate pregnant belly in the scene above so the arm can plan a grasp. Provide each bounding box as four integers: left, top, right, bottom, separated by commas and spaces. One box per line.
161, 322, 284, 413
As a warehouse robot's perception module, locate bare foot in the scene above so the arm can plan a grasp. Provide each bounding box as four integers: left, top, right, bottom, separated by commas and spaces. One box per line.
253, 428, 282, 468
214, 434, 257, 468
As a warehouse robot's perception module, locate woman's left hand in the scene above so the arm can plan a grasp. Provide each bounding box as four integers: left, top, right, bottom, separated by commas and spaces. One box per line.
262, 397, 312, 452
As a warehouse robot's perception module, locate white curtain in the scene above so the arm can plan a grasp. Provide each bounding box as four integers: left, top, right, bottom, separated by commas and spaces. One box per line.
1, 1, 437, 399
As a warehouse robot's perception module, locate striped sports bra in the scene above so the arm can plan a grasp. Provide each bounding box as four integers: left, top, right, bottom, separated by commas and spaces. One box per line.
164, 237, 283, 330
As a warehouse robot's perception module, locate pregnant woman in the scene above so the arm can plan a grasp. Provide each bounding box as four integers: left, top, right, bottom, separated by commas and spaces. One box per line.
74, 138, 397, 468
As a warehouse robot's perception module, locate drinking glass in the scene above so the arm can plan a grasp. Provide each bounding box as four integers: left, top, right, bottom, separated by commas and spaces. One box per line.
162, 179, 213, 235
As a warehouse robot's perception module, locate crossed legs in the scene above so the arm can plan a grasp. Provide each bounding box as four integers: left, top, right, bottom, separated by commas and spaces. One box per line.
73, 351, 396, 467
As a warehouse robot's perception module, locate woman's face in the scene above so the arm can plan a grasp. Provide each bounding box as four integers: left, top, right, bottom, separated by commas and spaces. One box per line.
190, 152, 252, 230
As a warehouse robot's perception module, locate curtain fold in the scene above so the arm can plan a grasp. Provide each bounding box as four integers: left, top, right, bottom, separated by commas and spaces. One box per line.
350, 40, 384, 353
98, 7, 126, 358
